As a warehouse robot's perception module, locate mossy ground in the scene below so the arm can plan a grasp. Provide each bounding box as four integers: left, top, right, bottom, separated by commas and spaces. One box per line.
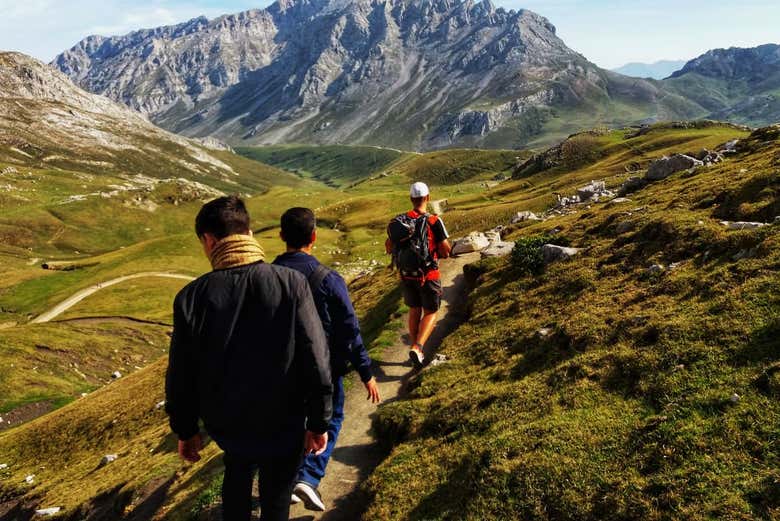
364, 126, 780, 520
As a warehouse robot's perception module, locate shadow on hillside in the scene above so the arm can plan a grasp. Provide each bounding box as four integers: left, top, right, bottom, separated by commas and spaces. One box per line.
733, 318, 780, 365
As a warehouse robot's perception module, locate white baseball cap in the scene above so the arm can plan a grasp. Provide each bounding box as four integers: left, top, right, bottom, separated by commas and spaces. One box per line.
410, 182, 430, 198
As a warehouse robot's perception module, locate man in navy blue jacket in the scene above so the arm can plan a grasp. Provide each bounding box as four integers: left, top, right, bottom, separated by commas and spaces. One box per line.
274, 207, 381, 512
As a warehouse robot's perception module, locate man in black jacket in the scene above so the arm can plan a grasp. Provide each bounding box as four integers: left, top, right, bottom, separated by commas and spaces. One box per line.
165, 196, 333, 521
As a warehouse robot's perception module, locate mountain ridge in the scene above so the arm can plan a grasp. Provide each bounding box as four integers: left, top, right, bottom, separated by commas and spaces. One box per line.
52, 0, 701, 150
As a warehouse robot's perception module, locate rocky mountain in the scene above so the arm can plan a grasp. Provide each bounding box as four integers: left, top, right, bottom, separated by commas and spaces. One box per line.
613, 59, 687, 80
53, 0, 702, 150
664, 44, 780, 126
0, 51, 246, 187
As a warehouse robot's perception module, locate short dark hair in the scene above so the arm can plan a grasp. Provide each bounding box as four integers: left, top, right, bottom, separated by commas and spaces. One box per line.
195, 195, 251, 239
411, 196, 428, 207
280, 207, 316, 248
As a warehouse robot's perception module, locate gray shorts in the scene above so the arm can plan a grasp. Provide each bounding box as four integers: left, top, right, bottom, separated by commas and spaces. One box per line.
401, 279, 442, 312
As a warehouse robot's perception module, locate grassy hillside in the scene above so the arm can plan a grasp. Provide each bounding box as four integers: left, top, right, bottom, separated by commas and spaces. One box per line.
364, 125, 780, 520
236, 145, 404, 188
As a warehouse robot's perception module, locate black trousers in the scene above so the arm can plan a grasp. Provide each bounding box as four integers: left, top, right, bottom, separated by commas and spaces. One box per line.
222, 447, 303, 521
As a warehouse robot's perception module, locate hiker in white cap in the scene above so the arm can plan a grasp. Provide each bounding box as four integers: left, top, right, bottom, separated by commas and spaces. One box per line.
386, 182, 451, 367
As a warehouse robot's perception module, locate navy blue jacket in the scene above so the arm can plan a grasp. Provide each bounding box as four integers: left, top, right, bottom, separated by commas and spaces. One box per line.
274, 252, 373, 383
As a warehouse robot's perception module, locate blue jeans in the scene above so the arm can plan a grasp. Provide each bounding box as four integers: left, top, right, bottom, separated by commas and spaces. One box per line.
297, 376, 345, 487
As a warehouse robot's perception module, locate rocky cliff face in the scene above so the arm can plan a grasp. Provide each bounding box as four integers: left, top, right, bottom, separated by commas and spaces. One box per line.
53, 0, 699, 150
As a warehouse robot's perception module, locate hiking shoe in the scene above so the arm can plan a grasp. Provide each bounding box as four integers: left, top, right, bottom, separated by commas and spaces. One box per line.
293, 481, 326, 512
409, 346, 424, 368
290, 492, 302, 505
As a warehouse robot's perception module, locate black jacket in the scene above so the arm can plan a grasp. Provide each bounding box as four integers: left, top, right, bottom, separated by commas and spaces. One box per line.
165, 261, 333, 455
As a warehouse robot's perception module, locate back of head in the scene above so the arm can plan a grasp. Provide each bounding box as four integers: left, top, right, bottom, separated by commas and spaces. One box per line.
281, 207, 316, 248
195, 195, 251, 239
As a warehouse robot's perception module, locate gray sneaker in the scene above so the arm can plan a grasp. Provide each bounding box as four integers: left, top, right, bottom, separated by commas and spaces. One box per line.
293, 481, 326, 512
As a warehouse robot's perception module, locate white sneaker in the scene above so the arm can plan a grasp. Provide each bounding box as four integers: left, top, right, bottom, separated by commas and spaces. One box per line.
290, 492, 302, 505
409, 347, 424, 368
293, 481, 326, 512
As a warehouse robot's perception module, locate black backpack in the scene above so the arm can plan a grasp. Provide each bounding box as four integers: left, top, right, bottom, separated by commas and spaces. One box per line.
387, 213, 437, 278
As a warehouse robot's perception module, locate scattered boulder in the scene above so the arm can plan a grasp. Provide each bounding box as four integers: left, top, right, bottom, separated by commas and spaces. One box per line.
645, 154, 703, 181
25, 474, 35, 484
0, 463, 7, 470
616, 221, 634, 234
730, 393, 741, 404
35, 507, 61, 516
111, 371, 122, 379
452, 232, 490, 255
608, 197, 632, 206
721, 221, 767, 230
695, 148, 724, 165
511, 211, 542, 224
775, 216, 780, 224
100, 454, 119, 466
429, 199, 448, 216
732, 248, 758, 261
719, 139, 739, 154
542, 244, 582, 263
536, 327, 553, 338
155, 400, 166, 410
430, 353, 449, 367
1, 166, 18, 175
576, 180, 610, 202
481, 241, 515, 258
484, 230, 502, 244
647, 264, 665, 275
619, 176, 646, 195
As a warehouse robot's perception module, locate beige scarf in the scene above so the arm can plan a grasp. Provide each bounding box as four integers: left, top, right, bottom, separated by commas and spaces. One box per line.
209, 234, 265, 270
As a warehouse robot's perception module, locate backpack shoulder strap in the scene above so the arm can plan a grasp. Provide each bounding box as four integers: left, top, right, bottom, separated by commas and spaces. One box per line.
307, 264, 332, 294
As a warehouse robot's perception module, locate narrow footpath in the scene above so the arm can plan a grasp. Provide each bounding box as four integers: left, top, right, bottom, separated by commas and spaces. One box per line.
290, 252, 480, 521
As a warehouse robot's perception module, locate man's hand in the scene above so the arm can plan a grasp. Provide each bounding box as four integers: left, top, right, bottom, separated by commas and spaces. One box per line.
364, 377, 381, 404
305, 431, 328, 456
178, 433, 202, 463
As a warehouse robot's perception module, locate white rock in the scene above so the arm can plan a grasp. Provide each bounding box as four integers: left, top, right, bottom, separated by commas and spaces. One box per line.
730, 393, 741, 403
25, 474, 35, 484
577, 180, 606, 201
155, 400, 166, 410
111, 371, 122, 379
429, 354, 449, 367
648, 264, 665, 275
451, 232, 490, 255
484, 230, 502, 244
101, 454, 119, 466
537, 327, 553, 338
542, 244, 582, 263
0, 463, 8, 470
481, 241, 515, 258
774, 216, 780, 224
511, 211, 542, 224
35, 507, 61, 516
608, 197, 632, 205
721, 221, 767, 230
645, 154, 703, 181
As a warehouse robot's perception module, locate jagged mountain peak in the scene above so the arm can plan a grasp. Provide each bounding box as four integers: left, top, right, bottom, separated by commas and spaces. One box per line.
51, 2, 681, 150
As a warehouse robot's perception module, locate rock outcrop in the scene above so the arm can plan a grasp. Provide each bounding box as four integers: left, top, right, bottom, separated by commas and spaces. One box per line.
645, 154, 703, 181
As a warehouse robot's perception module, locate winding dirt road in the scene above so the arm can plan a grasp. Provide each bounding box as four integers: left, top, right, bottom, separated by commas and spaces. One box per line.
290, 252, 480, 521
31, 272, 195, 324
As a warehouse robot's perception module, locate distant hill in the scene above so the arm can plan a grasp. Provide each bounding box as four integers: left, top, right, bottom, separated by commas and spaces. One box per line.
613, 59, 687, 79
52, 0, 702, 150
664, 44, 780, 126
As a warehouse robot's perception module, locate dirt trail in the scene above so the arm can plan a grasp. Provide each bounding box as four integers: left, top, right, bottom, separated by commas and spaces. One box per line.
290, 252, 480, 521
31, 272, 195, 324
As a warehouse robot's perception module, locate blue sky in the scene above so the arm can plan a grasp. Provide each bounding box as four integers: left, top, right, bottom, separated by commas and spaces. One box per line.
0, 0, 777, 69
